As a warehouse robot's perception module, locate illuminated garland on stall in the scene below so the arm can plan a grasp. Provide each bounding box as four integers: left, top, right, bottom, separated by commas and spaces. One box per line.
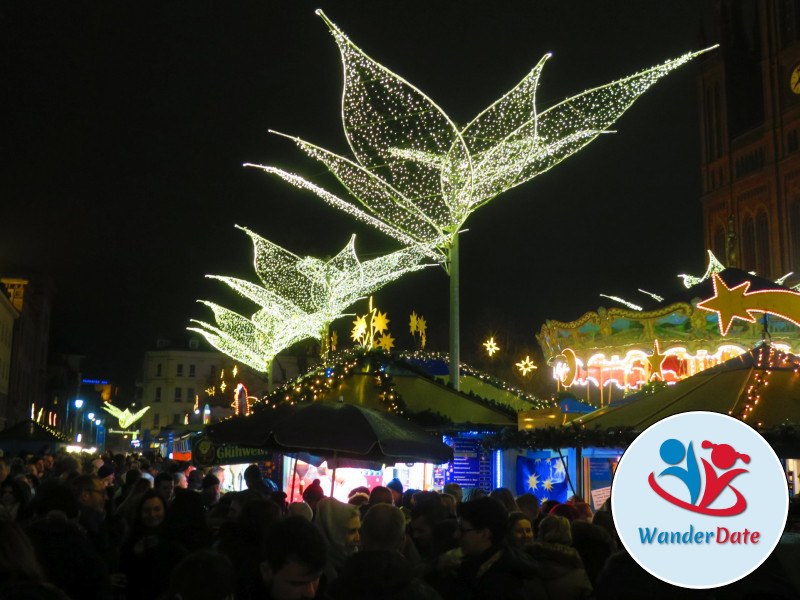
189, 227, 428, 373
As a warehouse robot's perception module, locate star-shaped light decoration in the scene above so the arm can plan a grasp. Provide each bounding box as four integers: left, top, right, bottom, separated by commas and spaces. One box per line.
543, 478, 554, 491
417, 316, 427, 336
527, 473, 540, 491
516, 356, 537, 376
250, 12, 714, 265
376, 333, 395, 351
484, 337, 500, 356
553, 460, 566, 476
330, 330, 338, 352
696, 273, 800, 336
646, 339, 667, 382
190, 227, 428, 373
409, 311, 418, 334
351, 315, 367, 343
372, 310, 390, 335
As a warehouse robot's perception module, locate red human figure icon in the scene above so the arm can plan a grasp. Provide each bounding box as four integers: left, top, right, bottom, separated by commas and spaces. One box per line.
698, 441, 750, 513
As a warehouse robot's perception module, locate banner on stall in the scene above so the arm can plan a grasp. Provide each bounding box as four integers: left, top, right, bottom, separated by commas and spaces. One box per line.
516, 456, 568, 503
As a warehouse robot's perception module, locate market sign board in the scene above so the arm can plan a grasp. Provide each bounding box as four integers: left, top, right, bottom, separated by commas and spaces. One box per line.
192, 434, 274, 467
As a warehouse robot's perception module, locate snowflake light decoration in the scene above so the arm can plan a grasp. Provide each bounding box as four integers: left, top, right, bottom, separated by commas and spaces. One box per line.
484, 337, 500, 357
248, 11, 714, 263
190, 226, 428, 373
516, 356, 538, 376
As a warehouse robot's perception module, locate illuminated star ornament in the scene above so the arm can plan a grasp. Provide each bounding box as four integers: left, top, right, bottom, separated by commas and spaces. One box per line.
646, 340, 667, 382
248, 11, 714, 263
516, 356, 537, 376
484, 337, 500, 356
527, 473, 540, 491
696, 273, 800, 336
190, 227, 428, 373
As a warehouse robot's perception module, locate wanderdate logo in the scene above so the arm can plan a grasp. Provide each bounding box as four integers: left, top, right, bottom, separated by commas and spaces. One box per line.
612, 412, 787, 588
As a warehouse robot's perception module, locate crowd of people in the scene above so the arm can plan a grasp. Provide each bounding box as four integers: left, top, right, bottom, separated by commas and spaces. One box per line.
1, 449, 800, 599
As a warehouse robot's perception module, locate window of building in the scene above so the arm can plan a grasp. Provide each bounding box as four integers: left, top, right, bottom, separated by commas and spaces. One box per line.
791, 200, 800, 271
755, 210, 770, 277
175, 387, 182, 402
742, 215, 756, 272
174, 413, 183, 425
177, 364, 184, 377
156, 363, 162, 377
154, 387, 162, 403
153, 413, 160, 427
189, 364, 196, 377
187, 388, 195, 403
713, 227, 726, 261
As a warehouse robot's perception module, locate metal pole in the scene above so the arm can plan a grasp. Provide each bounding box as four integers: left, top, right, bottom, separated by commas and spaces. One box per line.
448, 236, 460, 391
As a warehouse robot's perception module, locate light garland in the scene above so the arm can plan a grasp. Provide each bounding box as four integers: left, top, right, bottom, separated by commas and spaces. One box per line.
190, 226, 428, 373
247, 11, 713, 263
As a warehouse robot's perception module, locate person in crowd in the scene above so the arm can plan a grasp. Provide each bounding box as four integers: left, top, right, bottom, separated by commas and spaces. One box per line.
302, 478, 325, 513
0, 519, 71, 600
507, 511, 534, 549
288, 501, 314, 521
443, 482, 462, 504
0, 476, 32, 522
164, 487, 213, 552
211, 465, 227, 490
386, 478, 404, 506
201, 473, 221, 509
314, 497, 360, 585
26, 479, 111, 600
97, 463, 115, 488
162, 549, 235, 600
428, 497, 541, 600
71, 474, 125, 575
258, 516, 327, 600
116, 476, 153, 528
524, 514, 592, 600
515, 493, 541, 535
488, 488, 519, 513
154, 471, 175, 503
550, 502, 580, 522
244, 464, 275, 499
120, 488, 187, 600
347, 492, 369, 507
440, 493, 457, 517
570, 520, 616, 589
0, 456, 10, 486
187, 468, 204, 491
172, 471, 188, 489
329, 503, 441, 600
409, 494, 454, 561
348, 485, 370, 500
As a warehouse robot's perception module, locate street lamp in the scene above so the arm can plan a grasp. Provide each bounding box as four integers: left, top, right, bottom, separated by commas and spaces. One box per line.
73, 399, 84, 441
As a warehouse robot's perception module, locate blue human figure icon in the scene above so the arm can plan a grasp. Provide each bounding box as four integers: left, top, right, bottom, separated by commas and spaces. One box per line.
658, 438, 701, 505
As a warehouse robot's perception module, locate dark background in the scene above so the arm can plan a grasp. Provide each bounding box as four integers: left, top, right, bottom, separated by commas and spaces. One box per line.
1, 0, 714, 394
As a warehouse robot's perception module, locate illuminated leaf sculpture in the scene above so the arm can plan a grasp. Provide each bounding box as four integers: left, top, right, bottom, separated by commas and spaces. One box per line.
189, 226, 428, 375
102, 402, 150, 429
247, 10, 715, 387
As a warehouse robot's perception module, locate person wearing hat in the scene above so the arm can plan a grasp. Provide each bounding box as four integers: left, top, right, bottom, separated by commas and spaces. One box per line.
302, 479, 325, 513
386, 478, 403, 506
200, 474, 220, 510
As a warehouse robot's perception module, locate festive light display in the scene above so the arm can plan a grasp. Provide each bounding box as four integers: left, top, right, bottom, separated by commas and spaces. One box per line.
409, 311, 427, 349
646, 340, 666, 382
678, 250, 725, 288
247, 11, 712, 389
484, 337, 500, 357
516, 356, 537, 376
599, 294, 642, 311
102, 402, 150, 429
697, 273, 800, 336
190, 227, 427, 373
351, 297, 394, 350
249, 12, 712, 263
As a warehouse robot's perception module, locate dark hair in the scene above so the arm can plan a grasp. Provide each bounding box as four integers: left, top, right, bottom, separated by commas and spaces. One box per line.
508, 511, 532, 530
410, 494, 448, 527
488, 488, 519, 513
131, 489, 167, 538
30, 480, 80, 519
69, 474, 100, 495
361, 504, 405, 551
515, 493, 540, 513
243, 464, 262, 482
261, 516, 326, 574
165, 550, 234, 600
458, 497, 508, 545
154, 472, 173, 487
368, 486, 393, 505
0, 519, 45, 582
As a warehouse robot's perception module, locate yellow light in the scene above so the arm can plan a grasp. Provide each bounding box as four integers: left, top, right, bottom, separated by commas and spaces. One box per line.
483, 337, 500, 357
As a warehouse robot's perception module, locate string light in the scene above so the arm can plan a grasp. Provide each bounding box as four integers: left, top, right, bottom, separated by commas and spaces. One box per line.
247, 11, 713, 264
189, 226, 428, 373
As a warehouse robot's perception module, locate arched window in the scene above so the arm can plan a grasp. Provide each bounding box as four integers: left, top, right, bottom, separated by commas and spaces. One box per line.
755, 210, 770, 276
790, 200, 800, 272
741, 215, 756, 272
713, 226, 726, 261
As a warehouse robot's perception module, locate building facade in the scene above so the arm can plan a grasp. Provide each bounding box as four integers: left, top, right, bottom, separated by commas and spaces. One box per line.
0, 288, 19, 430
699, 0, 800, 281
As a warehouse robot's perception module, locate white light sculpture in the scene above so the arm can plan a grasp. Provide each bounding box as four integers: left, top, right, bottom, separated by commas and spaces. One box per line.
189, 226, 428, 375
247, 10, 715, 387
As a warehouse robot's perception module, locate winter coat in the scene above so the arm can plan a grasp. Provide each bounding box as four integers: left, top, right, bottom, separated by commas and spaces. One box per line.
328, 550, 441, 600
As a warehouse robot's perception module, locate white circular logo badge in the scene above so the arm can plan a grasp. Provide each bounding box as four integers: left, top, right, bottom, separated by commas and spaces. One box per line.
611, 411, 788, 588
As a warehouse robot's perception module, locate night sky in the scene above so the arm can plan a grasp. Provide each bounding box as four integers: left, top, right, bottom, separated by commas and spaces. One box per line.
2, 1, 714, 393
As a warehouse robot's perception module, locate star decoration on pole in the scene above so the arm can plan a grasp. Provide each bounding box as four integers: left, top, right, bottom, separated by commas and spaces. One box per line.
516, 356, 537, 376
646, 339, 667, 382
484, 337, 500, 356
